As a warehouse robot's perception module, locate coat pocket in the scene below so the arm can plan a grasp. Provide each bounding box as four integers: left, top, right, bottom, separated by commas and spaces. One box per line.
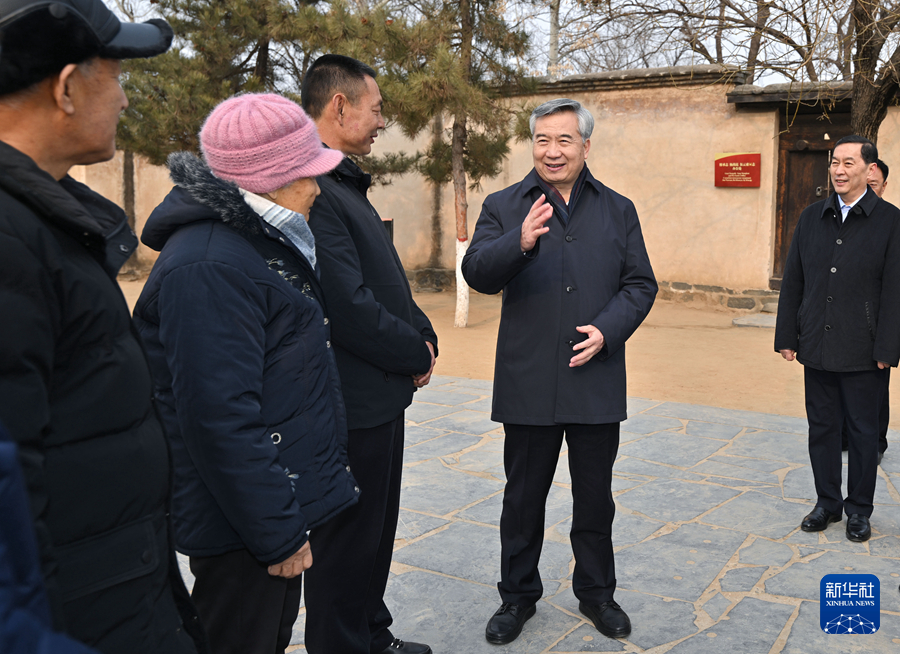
865, 301, 876, 340
56, 514, 159, 602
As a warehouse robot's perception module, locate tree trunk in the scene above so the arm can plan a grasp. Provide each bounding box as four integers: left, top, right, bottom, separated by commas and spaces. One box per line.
850, 0, 897, 143
745, 0, 771, 83
452, 115, 469, 327
548, 0, 560, 76
119, 149, 142, 279
428, 114, 444, 269
453, 0, 474, 328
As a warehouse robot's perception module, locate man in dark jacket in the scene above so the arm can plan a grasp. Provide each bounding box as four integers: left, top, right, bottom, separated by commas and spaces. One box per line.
775, 136, 900, 543
133, 95, 360, 654
0, 2, 204, 653
461, 98, 656, 644
300, 54, 437, 654
462, 99, 657, 643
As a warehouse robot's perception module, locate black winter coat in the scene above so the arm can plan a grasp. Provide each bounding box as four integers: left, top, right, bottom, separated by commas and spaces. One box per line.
133, 153, 359, 565
461, 168, 657, 425
775, 189, 900, 371
308, 156, 437, 430
0, 142, 202, 654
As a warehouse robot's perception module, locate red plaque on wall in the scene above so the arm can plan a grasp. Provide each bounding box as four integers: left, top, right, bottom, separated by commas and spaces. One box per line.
715, 152, 761, 187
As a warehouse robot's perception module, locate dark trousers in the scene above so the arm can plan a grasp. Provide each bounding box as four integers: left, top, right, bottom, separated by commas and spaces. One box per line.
189, 548, 303, 654
841, 368, 890, 453
304, 414, 405, 654
499, 423, 619, 608
805, 366, 888, 518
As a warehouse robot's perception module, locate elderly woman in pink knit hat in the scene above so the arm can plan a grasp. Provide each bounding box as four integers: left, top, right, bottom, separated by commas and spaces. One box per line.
133, 94, 360, 654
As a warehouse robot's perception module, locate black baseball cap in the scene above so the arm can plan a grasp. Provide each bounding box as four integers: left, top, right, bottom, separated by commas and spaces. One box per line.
0, 0, 173, 59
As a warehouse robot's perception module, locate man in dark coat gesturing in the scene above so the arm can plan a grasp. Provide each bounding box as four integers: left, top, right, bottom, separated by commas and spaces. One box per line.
0, 2, 204, 653
462, 98, 657, 644
775, 135, 900, 543
300, 55, 437, 654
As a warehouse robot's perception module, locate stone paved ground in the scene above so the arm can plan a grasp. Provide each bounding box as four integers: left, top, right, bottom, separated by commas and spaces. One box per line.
180, 375, 900, 653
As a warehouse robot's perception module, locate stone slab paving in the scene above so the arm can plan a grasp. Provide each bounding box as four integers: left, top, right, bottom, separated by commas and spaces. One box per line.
176, 375, 900, 652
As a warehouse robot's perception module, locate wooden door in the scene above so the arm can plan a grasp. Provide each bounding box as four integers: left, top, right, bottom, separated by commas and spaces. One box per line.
772, 112, 851, 288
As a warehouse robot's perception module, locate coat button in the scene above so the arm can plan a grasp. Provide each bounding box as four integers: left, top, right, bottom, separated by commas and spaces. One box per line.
566, 340, 575, 346
566, 286, 575, 292
827, 296, 833, 302
141, 550, 152, 564
825, 325, 831, 331
830, 267, 837, 273
271, 432, 282, 444
346, 465, 351, 472
565, 235, 573, 242
326, 340, 331, 348
119, 244, 129, 253
354, 486, 360, 493
836, 239, 842, 245
324, 317, 329, 325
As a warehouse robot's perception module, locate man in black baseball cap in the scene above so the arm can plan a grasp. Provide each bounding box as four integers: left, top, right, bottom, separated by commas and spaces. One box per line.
0, 3, 207, 654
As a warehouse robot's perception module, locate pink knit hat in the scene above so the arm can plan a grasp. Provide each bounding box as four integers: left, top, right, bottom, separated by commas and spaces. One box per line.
200, 93, 344, 194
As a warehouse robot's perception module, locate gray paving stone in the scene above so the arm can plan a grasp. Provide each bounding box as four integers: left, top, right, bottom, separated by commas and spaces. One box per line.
616, 523, 746, 602
393, 521, 573, 593
684, 421, 744, 440
620, 414, 682, 435
708, 454, 791, 473
405, 402, 461, 424
177, 553, 194, 592
618, 432, 726, 467
689, 460, 780, 484
383, 570, 581, 654
396, 510, 450, 540
618, 430, 645, 444
404, 433, 483, 464
427, 374, 468, 386
422, 410, 500, 436
445, 378, 494, 390
869, 535, 900, 559
405, 424, 452, 445
610, 476, 642, 493
702, 591, 732, 620
550, 588, 698, 650
627, 397, 664, 415
554, 452, 571, 485
401, 459, 504, 515
702, 491, 800, 539
461, 484, 572, 529
782, 465, 817, 501
612, 512, 666, 547
782, 600, 900, 654
412, 388, 483, 406
459, 397, 492, 412
719, 566, 765, 591
739, 538, 794, 568
666, 597, 795, 654
550, 624, 627, 651
726, 430, 809, 463
452, 448, 503, 473
766, 551, 900, 611
617, 478, 741, 523
649, 402, 809, 435
613, 457, 702, 481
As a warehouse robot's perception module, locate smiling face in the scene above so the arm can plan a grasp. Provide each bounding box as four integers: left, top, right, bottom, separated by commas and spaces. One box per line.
340, 75, 385, 156
532, 111, 590, 197
830, 142, 876, 204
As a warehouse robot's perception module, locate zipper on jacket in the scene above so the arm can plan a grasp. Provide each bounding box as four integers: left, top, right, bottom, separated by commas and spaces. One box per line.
866, 302, 876, 340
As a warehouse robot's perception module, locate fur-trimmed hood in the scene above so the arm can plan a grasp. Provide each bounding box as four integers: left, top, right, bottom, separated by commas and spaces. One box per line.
141, 151, 261, 252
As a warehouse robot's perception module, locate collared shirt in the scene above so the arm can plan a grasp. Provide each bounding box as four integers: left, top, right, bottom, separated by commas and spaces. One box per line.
839, 192, 864, 223
241, 189, 317, 269
535, 164, 589, 225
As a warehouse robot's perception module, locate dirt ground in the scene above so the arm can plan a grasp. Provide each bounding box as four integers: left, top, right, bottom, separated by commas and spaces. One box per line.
119, 281, 900, 429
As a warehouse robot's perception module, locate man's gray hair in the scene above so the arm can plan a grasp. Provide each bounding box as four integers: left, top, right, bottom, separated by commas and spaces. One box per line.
529, 98, 594, 142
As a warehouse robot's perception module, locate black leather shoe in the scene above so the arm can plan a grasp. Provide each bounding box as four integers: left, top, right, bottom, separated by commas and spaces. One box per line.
801, 507, 842, 532
580, 600, 631, 639
846, 514, 872, 542
379, 639, 431, 654
485, 602, 536, 644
